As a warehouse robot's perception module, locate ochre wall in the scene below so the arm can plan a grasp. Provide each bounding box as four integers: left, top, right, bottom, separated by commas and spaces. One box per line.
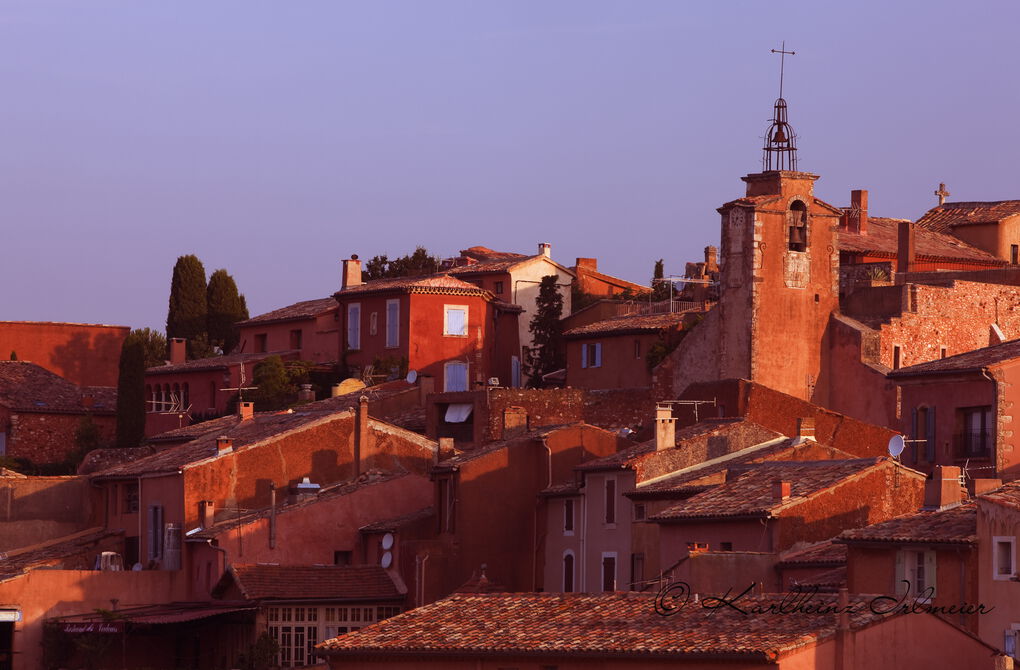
0, 322, 128, 387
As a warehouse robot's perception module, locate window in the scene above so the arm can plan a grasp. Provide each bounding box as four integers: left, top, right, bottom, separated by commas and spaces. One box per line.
289, 329, 303, 350
634, 340, 641, 359
255, 333, 268, 353
147, 504, 164, 561
895, 549, 936, 600
122, 482, 139, 514
788, 200, 808, 252
444, 305, 468, 336
940, 346, 948, 359
720, 542, 733, 552
494, 281, 504, 295
630, 553, 645, 591
563, 499, 574, 535
346, 304, 361, 350
958, 406, 992, 457
386, 299, 400, 348
369, 312, 378, 336
444, 361, 469, 392
995, 537, 1016, 580
1012, 245, 1019, 265
893, 345, 902, 370
912, 406, 936, 464
604, 478, 616, 525
687, 542, 709, 552
581, 343, 602, 369
333, 550, 352, 566
563, 552, 574, 592
601, 553, 617, 592
633, 503, 645, 521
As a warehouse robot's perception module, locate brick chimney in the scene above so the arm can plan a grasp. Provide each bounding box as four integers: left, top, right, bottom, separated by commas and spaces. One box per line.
297, 384, 315, 402
575, 258, 597, 271
538, 243, 551, 258
199, 500, 215, 529
924, 465, 964, 509
502, 406, 528, 440
216, 436, 233, 454
436, 437, 456, 464
238, 401, 254, 421
704, 246, 719, 273
169, 337, 187, 365
341, 255, 362, 290
850, 190, 869, 234
796, 417, 816, 440
655, 405, 676, 452
354, 395, 369, 478
772, 479, 792, 502
897, 221, 916, 273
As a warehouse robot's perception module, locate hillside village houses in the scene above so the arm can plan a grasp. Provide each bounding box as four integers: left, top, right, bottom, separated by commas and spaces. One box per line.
8, 91, 1020, 670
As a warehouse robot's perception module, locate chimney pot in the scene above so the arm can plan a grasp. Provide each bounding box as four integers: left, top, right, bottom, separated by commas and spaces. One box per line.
772, 479, 792, 501
502, 406, 528, 441
538, 242, 551, 258
169, 338, 187, 365
924, 465, 964, 509
575, 257, 597, 271
298, 383, 315, 402
655, 404, 676, 452
238, 401, 254, 421
850, 190, 869, 234
797, 417, 816, 439
216, 436, 233, 454
437, 436, 455, 464
897, 221, 916, 274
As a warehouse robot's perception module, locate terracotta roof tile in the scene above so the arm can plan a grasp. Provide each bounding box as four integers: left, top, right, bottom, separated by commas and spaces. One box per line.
564, 312, 685, 338
917, 201, 1020, 233
0, 362, 116, 414
336, 274, 490, 298
359, 506, 434, 533
839, 217, 1002, 264
0, 528, 123, 581
792, 566, 847, 591
238, 297, 338, 326
431, 424, 578, 472
650, 459, 886, 521
145, 351, 293, 375
227, 564, 402, 601
317, 591, 894, 659
980, 481, 1020, 509
458, 246, 528, 262
776, 540, 847, 567
838, 502, 976, 545
889, 338, 1020, 378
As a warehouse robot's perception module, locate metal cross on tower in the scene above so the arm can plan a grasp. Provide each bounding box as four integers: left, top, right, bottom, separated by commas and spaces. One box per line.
762, 42, 798, 171
771, 42, 796, 99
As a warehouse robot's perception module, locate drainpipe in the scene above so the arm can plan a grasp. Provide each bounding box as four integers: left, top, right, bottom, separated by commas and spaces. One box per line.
269, 483, 276, 550
533, 438, 554, 591
137, 476, 143, 566
981, 367, 997, 472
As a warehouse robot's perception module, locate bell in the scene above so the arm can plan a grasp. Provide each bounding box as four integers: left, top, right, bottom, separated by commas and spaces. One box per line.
773, 126, 787, 143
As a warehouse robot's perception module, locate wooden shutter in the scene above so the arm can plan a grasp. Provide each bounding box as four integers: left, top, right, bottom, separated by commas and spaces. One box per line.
594, 343, 602, 368
581, 344, 588, 368
926, 407, 936, 462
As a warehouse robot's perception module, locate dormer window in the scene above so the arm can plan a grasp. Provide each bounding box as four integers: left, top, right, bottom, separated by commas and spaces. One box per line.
788, 200, 808, 252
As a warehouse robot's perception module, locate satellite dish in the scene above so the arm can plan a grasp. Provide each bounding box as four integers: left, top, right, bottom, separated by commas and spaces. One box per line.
380, 551, 393, 569
888, 435, 906, 459
406, 370, 418, 384
381, 533, 394, 550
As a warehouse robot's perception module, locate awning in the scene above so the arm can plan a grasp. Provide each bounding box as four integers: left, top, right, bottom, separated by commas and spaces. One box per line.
444, 403, 473, 423
52, 601, 257, 628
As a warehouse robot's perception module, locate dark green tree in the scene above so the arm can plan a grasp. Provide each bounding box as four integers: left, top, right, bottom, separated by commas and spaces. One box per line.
8, 351, 15, 360
526, 275, 565, 387
73, 415, 103, 456
250, 355, 296, 411
132, 328, 168, 368
651, 259, 671, 302
166, 255, 208, 354
363, 246, 441, 280
115, 331, 146, 448
207, 269, 250, 353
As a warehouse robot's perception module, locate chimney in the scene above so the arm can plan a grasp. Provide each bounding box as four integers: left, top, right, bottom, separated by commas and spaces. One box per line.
704, 246, 719, 273
897, 221, 916, 273
436, 437, 455, 464
169, 337, 187, 365
354, 395, 369, 478
341, 254, 363, 290
924, 465, 964, 509
294, 476, 321, 501
199, 500, 215, 529
848, 189, 869, 234
655, 405, 676, 452
575, 258, 597, 271
969, 478, 1003, 497
796, 417, 816, 440
418, 375, 434, 407
538, 243, 551, 258
238, 401, 254, 421
80, 394, 95, 410
772, 479, 792, 502
297, 384, 315, 402
502, 406, 528, 440
216, 436, 233, 454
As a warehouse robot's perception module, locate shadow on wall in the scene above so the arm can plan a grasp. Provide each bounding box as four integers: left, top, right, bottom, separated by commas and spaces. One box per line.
50, 331, 126, 388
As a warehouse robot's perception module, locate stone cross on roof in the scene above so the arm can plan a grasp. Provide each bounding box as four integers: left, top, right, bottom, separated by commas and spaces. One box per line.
935, 182, 951, 206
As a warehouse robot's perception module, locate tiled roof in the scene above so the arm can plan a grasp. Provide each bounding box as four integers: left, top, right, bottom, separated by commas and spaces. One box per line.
0, 362, 116, 414
446, 255, 538, 275
225, 564, 402, 601
838, 502, 976, 545
979, 481, 1020, 510
574, 266, 651, 293
431, 424, 576, 472
889, 338, 1020, 378
650, 459, 886, 521
839, 217, 1001, 264
78, 446, 158, 475
776, 540, 847, 567
563, 312, 684, 338
0, 528, 123, 582
336, 273, 492, 298
539, 482, 582, 497
718, 195, 782, 209
145, 351, 294, 375
359, 506, 433, 533
916, 200, 1020, 233
317, 591, 894, 659
146, 415, 239, 444
238, 297, 337, 326
459, 246, 528, 262
792, 566, 847, 591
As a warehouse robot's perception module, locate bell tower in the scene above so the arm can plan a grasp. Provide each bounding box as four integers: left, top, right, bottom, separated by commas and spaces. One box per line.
714, 46, 841, 403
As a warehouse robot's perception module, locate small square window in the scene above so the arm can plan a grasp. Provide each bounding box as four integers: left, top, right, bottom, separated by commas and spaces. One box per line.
494, 281, 504, 294
995, 536, 1016, 580
444, 306, 468, 336
720, 542, 733, 552
633, 503, 645, 521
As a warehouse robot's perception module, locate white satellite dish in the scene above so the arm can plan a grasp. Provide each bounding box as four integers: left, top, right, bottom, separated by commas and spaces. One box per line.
381, 533, 394, 550
888, 435, 906, 459
406, 370, 418, 384
380, 551, 393, 569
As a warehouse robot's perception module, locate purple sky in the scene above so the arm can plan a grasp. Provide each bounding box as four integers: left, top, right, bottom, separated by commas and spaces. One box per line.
2, 1, 1018, 332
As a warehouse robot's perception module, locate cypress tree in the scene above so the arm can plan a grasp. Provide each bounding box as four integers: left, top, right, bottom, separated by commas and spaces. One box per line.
115, 331, 146, 448
166, 255, 208, 350
207, 269, 250, 353
652, 259, 671, 302
526, 275, 565, 387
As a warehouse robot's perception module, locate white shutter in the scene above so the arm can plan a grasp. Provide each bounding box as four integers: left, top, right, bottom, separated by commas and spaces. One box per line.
347, 304, 361, 350
386, 300, 400, 347
581, 344, 588, 369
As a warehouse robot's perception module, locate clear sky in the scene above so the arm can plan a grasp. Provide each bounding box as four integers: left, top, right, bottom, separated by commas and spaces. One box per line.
2, 1, 1018, 332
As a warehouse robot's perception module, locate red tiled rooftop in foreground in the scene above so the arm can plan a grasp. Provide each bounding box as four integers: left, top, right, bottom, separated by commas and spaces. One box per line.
335, 273, 491, 297
838, 501, 976, 545
225, 564, 402, 601
916, 200, 1020, 232
978, 480, 1020, 510
838, 217, 1002, 263
317, 591, 889, 660
563, 312, 685, 338
0, 361, 116, 414
237, 297, 338, 326
888, 338, 1020, 378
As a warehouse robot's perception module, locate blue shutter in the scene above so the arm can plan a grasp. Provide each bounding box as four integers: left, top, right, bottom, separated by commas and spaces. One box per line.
594, 343, 602, 368
581, 344, 588, 369
926, 407, 936, 462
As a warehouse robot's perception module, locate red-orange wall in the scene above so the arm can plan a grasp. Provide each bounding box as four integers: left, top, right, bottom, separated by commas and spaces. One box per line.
237, 309, 339, 363
0, 322, 128, 387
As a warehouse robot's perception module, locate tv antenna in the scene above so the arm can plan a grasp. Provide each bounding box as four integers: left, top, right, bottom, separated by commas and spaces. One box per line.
221, 360, 258, 400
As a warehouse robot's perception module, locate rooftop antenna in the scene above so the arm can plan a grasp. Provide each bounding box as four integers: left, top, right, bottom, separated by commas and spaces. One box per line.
763, 42, 798, 171
221, 360, 258, 401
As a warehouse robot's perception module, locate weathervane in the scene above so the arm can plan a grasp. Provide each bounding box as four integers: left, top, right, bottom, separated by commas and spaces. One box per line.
763, 41, 798, 172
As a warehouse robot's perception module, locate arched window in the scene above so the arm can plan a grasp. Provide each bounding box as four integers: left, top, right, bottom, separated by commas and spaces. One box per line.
563, 552, 575, 593
788, 200, 808, 252
182, 383, 190, 412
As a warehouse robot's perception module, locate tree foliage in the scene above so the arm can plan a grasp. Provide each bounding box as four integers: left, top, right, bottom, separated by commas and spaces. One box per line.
651, 259, 671, 302
363, 246, 441, 281
131, 328, 168, 368
115, 331, 147, 448
166, 255, 208, 345
526, 275, 565, 387
207, 269, 250, 353
249, 356, 312, 411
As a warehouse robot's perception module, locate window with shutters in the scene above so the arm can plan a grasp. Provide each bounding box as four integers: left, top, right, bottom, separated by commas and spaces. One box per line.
601, 553, 617, 592
146, 504, 164, 562
346, 304, 361, 350
895, 548, 936, 602
581, 342, 602, 369
631, 553, 645, 591
563, 499, 574, 535
956, 406, 992, 458
911, 406, 936, 464
444, 305, 468, 337
443, 361, 469, 392
604, 477, 616, 526
385, 299, 400, 348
